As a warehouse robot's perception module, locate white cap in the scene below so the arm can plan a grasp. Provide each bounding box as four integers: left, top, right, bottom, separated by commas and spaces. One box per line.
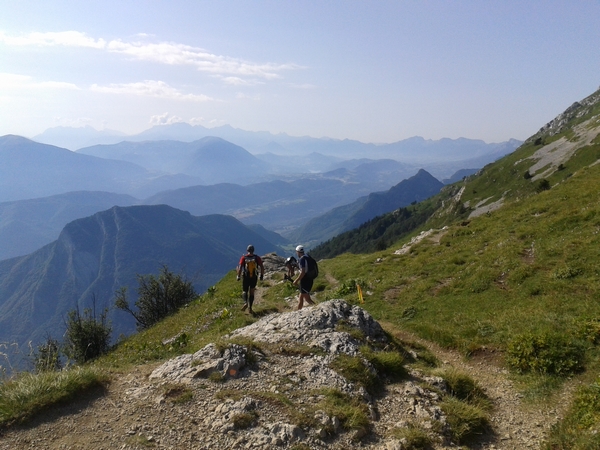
295, 245, 304, 252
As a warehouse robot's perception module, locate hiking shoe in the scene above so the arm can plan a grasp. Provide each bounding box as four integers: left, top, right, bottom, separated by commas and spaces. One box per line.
249, 308, 254, 316
241, 303, 248, 311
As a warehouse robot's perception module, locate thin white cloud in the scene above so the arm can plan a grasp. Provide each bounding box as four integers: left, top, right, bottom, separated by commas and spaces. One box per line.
289, 83, 317, 90
149, 113, 184, 126
0, 31, 304, 81
221, 76, 265, 86
236, 93, 261, 100
0, 31, 105, 48
90, 80, 213, 102
106, 39, 301, 79
0, 72, 79, 90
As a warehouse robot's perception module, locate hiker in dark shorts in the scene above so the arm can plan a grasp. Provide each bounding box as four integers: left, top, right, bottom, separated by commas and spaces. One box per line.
236, 245, 264, 315
293, 245, 315, 310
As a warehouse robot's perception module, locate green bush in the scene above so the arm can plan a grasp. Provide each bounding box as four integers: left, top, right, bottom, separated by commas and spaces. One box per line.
578, 319, 600, 345
390, 422, 433, 449
232, 411, 258, 429
506, 331, 585, 376
317, 388, 370, 431
536, 178, 551, 192
115, 265, 197, 330
439, 368, 487, 403
64, 305, 111, 364
361, 346, 407, 382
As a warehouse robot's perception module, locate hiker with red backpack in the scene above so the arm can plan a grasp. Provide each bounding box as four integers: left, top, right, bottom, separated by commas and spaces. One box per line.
236, 244, 264, 315
293, 245, 317, 310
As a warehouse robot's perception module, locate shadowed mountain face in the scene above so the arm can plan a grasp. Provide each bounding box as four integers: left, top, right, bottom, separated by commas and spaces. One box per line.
290, 169, 444, 245
0, 205, 282, 351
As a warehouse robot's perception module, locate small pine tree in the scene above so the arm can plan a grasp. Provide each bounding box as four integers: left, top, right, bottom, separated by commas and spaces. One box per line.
64, 298, 111, 364
115, 265, 197, 330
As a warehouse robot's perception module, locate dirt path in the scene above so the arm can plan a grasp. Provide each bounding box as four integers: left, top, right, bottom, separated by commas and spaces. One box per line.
389, 326, 578, 449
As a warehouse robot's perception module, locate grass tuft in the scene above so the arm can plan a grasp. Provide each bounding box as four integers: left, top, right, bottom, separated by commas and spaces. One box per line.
0, 366, 108, 426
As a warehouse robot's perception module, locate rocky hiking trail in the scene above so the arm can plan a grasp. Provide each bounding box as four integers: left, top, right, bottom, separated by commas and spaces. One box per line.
0, 260, 576, 450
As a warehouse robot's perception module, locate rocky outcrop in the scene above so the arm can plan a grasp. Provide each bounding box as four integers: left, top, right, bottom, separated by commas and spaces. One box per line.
535, 87, 600, 138
147, 299, 458, 449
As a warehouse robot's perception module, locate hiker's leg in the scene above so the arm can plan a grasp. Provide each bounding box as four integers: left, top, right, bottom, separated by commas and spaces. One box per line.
297, 293, 304, 310
248, 287, 255, 309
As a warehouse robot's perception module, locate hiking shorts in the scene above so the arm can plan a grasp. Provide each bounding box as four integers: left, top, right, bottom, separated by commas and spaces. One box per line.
242, 275, 258, 292
300, 277, 314, 294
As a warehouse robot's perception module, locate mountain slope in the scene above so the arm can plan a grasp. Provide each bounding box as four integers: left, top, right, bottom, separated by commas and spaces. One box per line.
0, 205, 282, 351
0, 191, 138, 260
291, 169, 444, 245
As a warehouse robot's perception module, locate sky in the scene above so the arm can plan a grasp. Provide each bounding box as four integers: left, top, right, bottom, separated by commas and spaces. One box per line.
1, 1, 599, 144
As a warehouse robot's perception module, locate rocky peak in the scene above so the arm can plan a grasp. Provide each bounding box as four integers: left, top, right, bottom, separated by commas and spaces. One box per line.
535, 87, 600, 138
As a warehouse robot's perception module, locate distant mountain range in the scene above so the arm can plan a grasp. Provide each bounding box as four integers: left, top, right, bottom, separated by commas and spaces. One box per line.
0, 205, 282, 352
33, 123, 521, 180
0, 135, 202, 202
143, 177, 383, 234
78, 136, 268, 184
0, 174, 415, 261
0, 130, 509, 261
289, 169, 445, 245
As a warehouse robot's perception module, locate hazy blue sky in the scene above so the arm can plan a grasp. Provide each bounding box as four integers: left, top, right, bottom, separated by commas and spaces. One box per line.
1, 1, 599, 143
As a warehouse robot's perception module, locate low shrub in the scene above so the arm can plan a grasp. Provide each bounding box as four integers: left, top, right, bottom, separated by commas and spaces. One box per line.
360, 346, 407, 382
506, 331, 585, 376
232, 411, 258, 429
439, 368, 488, 405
